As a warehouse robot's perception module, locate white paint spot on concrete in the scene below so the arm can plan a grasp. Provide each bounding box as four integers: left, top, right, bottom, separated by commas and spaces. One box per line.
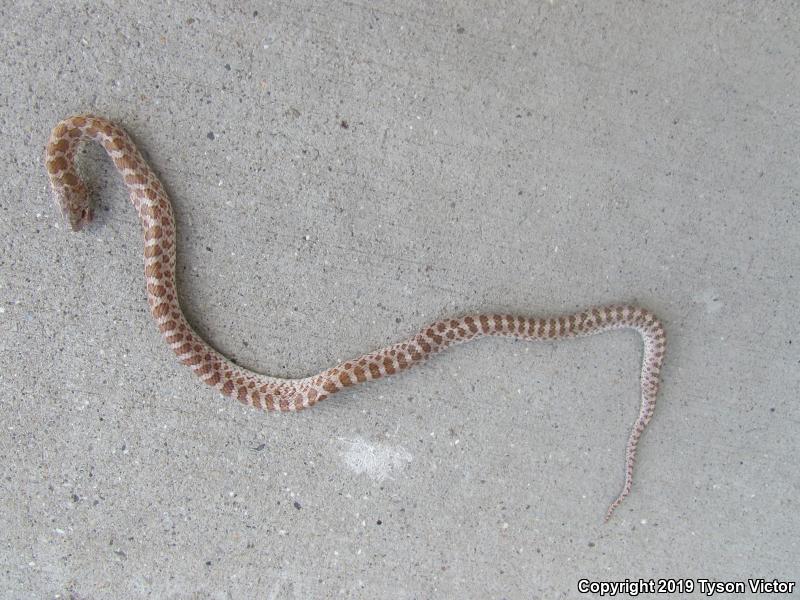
339, 437, 412, 481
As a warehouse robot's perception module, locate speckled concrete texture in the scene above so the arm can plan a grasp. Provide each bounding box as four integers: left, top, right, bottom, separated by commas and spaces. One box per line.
1, 2, 798, 598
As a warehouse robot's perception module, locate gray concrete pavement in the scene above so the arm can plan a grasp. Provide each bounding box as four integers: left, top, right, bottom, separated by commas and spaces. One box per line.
1, 1, 798, 598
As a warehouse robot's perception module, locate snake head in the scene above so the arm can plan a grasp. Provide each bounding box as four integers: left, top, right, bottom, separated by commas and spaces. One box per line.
53, 181, 93, 232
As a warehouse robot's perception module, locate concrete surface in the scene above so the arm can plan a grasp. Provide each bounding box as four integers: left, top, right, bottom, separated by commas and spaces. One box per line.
1, 1, 798, 598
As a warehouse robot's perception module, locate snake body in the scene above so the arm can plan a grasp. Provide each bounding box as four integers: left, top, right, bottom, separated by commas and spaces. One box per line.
45, 115, 666, 520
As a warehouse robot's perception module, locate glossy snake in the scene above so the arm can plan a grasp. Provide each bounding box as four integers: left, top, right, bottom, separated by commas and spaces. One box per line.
46, 115, 666, 520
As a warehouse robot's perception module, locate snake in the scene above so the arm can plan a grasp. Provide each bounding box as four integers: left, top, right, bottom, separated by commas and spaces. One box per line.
45, 114, 666, 520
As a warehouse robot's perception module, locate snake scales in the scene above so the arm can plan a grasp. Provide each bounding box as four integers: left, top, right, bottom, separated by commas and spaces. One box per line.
45, 115, 666, 520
